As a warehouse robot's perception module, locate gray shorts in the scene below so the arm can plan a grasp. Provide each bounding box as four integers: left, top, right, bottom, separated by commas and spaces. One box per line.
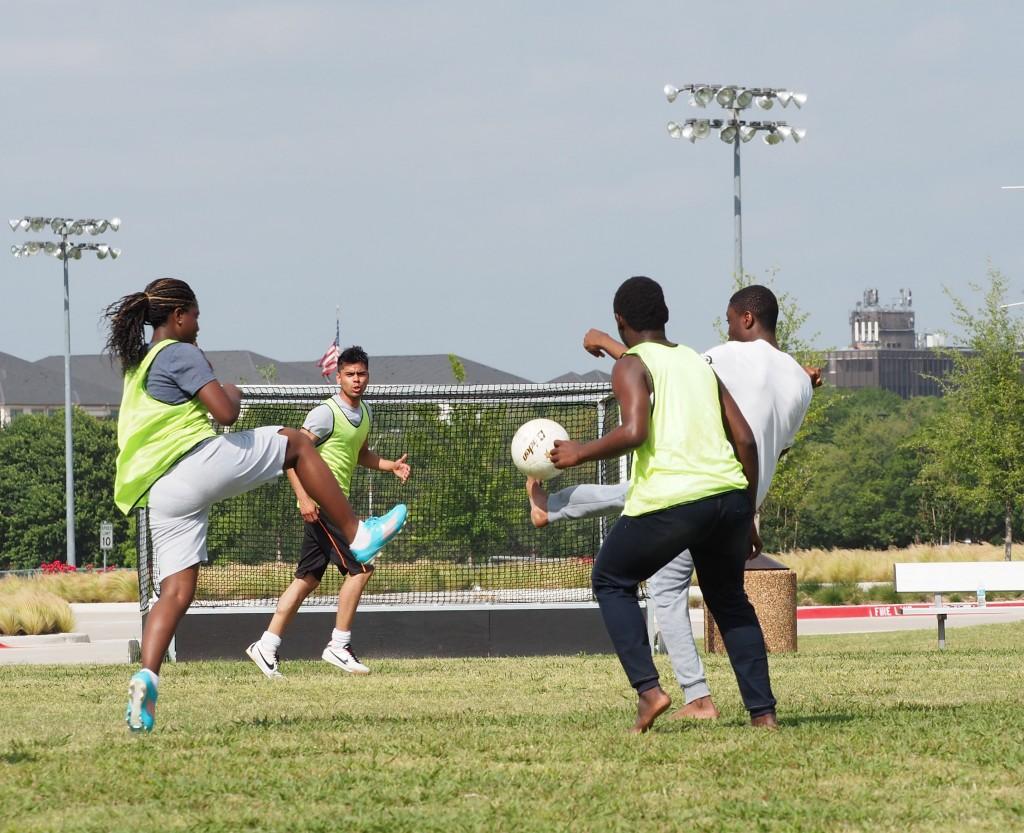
148, 426, 287, 583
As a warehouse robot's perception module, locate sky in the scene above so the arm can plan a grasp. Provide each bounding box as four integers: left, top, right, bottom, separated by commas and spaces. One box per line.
2, 2, 1023, 381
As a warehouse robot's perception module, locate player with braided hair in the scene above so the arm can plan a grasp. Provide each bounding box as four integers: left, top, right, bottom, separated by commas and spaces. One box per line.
105, 278, 407, 732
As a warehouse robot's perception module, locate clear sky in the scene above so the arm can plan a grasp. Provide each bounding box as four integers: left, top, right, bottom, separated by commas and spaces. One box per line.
2, 2, 1022, 381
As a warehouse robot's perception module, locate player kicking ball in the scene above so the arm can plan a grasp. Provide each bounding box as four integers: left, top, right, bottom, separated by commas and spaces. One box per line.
106, 280, 407, 733
549, 276, 772, 733
247, 346, 410, 679
530, 284, 816, 726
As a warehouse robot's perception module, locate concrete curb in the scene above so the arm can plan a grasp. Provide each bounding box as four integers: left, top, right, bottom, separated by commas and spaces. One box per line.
0, 632, 90, 647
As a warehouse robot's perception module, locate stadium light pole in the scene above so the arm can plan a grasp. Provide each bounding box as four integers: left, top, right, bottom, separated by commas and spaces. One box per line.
664, 84, 806, 280
10, 216, 121, 567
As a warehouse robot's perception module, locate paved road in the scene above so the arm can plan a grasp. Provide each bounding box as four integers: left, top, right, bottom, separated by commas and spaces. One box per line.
2, 603, 1022, 666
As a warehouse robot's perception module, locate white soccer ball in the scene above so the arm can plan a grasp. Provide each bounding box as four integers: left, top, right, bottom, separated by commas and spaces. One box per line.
510, 418, 570, 481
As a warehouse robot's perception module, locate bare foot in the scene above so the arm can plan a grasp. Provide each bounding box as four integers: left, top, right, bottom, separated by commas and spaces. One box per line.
629, 686, 672, 734
667, 695, 720, 721
526, 477, 549, 528
750, 711, 779, 729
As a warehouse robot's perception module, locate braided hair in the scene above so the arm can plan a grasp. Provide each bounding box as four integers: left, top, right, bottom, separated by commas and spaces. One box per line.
103, 278, 198, 372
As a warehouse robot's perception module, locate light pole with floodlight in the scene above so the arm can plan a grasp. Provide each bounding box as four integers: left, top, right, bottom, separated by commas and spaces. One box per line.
664, 83, 806, 280
10, 216, 121, 567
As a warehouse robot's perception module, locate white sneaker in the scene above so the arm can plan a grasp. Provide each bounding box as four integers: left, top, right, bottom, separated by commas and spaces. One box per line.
322, 643, 370, 675
246, 641, 282, 679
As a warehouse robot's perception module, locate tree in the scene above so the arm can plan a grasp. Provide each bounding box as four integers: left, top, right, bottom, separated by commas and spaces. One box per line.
0, 409, 130, 569
915, 268, 1024, 560
448, 354, 466, 385
790, 391, 938, 549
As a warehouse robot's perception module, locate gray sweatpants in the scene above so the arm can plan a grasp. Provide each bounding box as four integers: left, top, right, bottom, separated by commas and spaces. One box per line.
548, 483, 710, 703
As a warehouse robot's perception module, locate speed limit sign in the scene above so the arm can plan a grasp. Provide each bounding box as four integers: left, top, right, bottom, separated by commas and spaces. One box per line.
99, 521, 114, 551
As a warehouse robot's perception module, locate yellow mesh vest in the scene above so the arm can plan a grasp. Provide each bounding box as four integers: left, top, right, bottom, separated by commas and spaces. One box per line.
623, 342, 747, 516
114, 340, 217, 514
308, 398, 370, 498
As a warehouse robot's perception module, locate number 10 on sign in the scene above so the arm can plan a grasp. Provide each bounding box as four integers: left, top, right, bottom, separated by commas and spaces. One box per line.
99, 521, 113, 569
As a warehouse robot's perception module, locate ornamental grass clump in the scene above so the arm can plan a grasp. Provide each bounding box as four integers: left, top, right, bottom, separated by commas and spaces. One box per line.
0, 579, 75, 635
34, 569, 138, 603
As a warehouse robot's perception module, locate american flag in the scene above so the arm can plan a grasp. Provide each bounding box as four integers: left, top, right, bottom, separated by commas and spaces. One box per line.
316, 317, 341, 378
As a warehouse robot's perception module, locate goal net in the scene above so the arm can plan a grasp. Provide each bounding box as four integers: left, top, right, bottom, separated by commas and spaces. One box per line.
136, 382, 623, 610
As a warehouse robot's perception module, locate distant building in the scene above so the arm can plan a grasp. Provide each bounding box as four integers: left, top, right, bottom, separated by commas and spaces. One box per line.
546, 369, 612, 384
826, 288, 957, 398
0, 350, 533, 425
0, 352, 120, 426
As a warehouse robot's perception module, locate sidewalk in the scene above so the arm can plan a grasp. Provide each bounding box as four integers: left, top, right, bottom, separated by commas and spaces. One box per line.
0, 603, 140, 666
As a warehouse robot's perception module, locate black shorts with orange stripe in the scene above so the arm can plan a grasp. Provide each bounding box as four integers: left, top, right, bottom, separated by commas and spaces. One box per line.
295, 515, 372, 580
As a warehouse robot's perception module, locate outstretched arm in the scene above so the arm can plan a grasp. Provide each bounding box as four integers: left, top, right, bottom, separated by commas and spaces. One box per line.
550, 354, 649, 469
583, 328, 628, 360
358, 441, 411, 482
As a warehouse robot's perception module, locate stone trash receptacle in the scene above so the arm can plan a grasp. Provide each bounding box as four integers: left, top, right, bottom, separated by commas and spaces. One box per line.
704, 553, 797, 654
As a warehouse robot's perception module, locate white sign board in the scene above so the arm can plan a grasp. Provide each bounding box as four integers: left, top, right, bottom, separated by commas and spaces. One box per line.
99, 521, 114, 551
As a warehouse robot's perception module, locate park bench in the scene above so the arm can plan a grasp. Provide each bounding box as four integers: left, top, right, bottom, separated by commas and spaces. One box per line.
893, 561, 1024, 648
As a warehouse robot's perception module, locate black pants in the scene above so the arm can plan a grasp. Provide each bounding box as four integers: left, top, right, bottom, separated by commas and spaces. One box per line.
591, 489, 776, 717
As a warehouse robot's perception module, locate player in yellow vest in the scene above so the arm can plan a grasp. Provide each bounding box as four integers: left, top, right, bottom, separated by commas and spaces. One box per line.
106, 279, 407, 732
247, 346, 410, 677
550, 276, 776, 733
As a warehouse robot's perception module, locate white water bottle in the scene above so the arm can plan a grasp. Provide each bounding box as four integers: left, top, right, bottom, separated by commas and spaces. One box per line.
976, 585, 986, 607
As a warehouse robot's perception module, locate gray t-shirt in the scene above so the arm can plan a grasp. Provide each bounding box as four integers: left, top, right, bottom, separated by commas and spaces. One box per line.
303, 395, 371, 443
145, 342, 216, 405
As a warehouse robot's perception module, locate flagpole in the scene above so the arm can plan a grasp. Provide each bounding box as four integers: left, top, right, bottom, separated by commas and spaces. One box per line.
335, 305, 340, 347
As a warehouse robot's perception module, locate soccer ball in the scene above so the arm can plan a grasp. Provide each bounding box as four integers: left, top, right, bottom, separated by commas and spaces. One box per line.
510, 418, 569, 481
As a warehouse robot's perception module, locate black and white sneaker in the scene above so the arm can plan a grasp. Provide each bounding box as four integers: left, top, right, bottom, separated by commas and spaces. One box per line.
322, 643, 370, 675
246, 641, 282, 679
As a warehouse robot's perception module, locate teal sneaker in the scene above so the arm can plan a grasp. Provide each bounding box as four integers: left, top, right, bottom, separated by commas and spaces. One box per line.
351, 504, 408, 564
125, 671, 158, 733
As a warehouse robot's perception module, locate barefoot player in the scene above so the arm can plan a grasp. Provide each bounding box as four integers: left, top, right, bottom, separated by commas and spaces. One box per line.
549, 276, 773, 733
247, 346, 410, 678
530, 284, 814, 723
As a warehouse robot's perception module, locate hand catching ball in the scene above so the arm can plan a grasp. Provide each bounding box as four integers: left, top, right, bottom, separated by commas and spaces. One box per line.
510, 418, 570, 481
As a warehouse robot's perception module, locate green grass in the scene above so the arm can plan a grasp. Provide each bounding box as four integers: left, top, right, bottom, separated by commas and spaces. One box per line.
3, 624, 1024, 832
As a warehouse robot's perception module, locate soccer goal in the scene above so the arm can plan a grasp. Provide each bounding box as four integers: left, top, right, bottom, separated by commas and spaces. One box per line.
135, 382, 627, 658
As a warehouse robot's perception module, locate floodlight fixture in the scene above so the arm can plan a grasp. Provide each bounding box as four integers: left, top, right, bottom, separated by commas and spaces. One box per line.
693, 85, 716, 107
9, 213, 122, 568
663, 81, 807, 280
716, 86, 736, 107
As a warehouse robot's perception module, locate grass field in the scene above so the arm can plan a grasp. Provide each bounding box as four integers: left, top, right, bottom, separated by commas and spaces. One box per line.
2, 624, 1024, 832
